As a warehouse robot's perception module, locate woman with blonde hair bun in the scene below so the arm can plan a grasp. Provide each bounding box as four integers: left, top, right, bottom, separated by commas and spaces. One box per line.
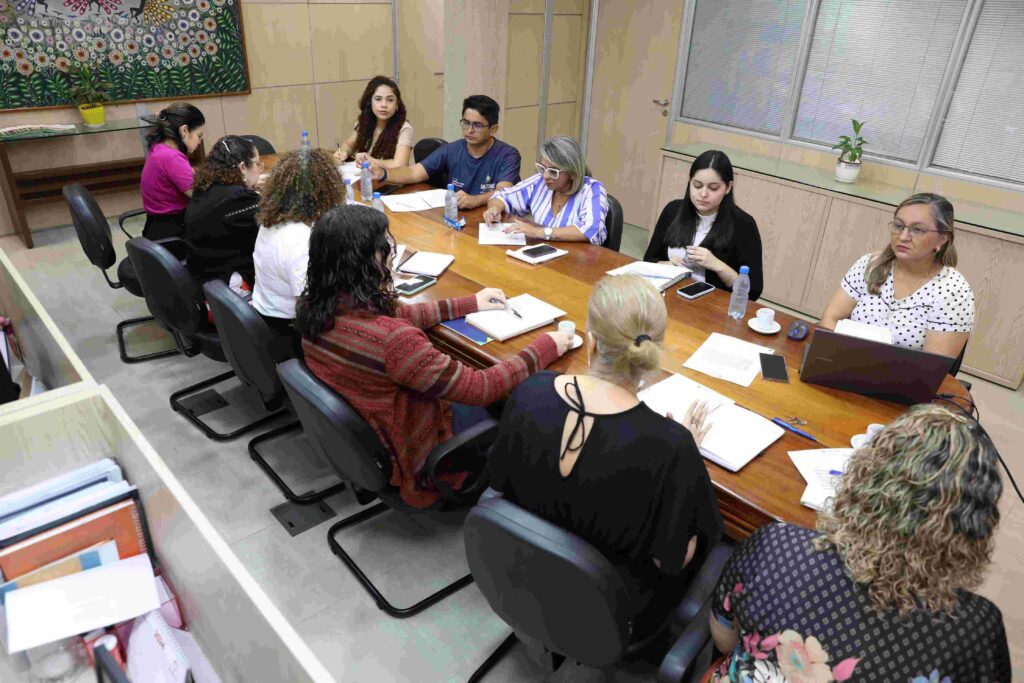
489, 274, 723, 639
707, 404, 1010, 681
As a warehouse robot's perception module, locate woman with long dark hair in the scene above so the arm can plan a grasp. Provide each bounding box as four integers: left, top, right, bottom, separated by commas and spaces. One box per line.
331, 75, 414, 169
184, 135, 262, 285
296, 205, 572, 508
139, 102, 206, 239
643, 150, 764, 301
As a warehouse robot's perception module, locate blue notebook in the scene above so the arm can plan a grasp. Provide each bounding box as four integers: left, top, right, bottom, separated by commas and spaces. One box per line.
440, 317, 492, 345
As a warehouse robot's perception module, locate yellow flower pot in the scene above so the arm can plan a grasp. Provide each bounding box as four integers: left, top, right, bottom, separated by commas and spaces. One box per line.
78, 104, 105, 127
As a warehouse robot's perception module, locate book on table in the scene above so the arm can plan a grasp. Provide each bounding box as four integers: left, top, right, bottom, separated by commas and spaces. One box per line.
638, 373, 784, 472
605, 261, 692, 292
397, 251, 454, 277
465, 294, 566, 342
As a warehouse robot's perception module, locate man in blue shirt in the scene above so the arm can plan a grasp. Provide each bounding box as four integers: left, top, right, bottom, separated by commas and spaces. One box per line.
369, 95, 521, 209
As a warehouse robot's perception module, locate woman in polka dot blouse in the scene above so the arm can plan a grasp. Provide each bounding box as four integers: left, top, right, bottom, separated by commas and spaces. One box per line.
819, 193, 972, 359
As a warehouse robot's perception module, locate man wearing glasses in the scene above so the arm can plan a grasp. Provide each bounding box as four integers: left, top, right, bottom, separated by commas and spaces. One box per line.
369, 95, 521, 209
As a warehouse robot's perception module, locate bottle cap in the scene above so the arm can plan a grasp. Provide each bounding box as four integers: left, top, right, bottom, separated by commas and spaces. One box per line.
739, 265, 750, 274
362, 162, 369, 168
447, 184, 455, 191
373, 192, 381, 198
302, 130, 308, 136
343, 178, 351, 185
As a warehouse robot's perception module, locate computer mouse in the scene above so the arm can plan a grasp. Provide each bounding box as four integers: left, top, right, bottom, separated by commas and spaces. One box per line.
787, 320, 809, 341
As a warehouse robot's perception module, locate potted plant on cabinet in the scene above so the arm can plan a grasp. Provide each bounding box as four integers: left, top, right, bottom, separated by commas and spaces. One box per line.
69, 66, 112, 127
832, 119, 866, 184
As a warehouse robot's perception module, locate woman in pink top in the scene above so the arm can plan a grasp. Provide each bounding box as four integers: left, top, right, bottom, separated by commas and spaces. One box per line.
139, 103, 205, 239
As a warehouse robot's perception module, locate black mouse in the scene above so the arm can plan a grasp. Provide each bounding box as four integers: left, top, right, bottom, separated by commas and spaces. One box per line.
787, 320, 809, 341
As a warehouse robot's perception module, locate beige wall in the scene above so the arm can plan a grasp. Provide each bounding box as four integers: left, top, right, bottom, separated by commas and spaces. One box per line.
442, 0, 510, 142
398, 0, 444, 147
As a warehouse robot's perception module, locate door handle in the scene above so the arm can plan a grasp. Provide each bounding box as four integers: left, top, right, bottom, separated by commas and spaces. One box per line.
652, 98, 669, 106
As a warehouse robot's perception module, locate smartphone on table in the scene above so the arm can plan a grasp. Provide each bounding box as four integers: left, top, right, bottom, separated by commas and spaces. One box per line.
676, 281, 716, 299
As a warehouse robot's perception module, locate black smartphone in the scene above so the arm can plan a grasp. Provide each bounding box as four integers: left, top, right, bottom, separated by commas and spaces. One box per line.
522, 244, 558, 258
759, 353, 790, 382
394, 274, 437, 296
676, 281, 716, 299
376, 183, 402, 195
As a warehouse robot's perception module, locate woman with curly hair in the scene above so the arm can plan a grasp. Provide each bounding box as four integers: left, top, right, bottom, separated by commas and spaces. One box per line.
139, 102, 206, 239
296, 205, 572, 508
252, 148, 343, 355
707, 404, 1009, 682
331, 75, 414, 169
184, 135, 262, 285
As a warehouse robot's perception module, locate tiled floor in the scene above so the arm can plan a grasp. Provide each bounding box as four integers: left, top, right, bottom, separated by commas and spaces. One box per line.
2, 222, 1021, 681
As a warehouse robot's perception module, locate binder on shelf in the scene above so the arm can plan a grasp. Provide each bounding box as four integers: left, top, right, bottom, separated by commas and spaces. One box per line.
0, 458, 124, 523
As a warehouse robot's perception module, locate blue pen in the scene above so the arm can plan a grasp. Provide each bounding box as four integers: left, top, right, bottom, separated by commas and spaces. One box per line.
771, 417, 819, 443
828, 470, 844, 476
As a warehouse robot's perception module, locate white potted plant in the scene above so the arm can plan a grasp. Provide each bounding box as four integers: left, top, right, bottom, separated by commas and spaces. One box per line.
832, 119, 866, 184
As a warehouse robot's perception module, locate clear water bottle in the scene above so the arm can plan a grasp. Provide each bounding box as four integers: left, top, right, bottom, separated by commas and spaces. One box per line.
444, 183, 458, 224
728, 265, 751, 320
360, 162, 373, 202
371, 191, 385, 212
344, 178, 355, 205
300, 130, 310, 152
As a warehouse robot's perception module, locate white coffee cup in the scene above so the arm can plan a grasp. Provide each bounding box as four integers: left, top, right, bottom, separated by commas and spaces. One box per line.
756, 307, 775, 332
558, 320, 576, 339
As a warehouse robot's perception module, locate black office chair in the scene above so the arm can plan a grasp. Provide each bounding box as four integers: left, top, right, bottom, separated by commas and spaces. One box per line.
62, 183, 180, 364
414, 137, 448, 188
464, 491, 732, 682
277, 358, 497, 617
203, 280, 344, 503
240, 135, 276, 156
125, 237, 280, 440
604, 193, 624, 252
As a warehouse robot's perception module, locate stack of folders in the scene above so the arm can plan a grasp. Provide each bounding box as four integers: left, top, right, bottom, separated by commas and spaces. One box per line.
465, 294, 566, 342
788, 449, 854, 511
605, 261, 692, 292
638, 373, 784, 472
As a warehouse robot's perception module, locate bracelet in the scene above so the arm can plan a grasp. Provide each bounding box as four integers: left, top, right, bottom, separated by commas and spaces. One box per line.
381, 167, 388, 182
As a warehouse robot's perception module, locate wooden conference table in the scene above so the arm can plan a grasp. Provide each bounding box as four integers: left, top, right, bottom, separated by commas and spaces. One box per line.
263, 155, 970, 540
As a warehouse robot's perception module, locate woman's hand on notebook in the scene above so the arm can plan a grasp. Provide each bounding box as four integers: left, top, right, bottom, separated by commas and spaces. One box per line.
668, 399, 712, 446
475, 288, 508, 311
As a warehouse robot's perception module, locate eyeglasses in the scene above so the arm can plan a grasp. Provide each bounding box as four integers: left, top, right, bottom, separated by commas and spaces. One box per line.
535, 163, 563, 180
888, 221, 941, 239
459, 119, 492, 132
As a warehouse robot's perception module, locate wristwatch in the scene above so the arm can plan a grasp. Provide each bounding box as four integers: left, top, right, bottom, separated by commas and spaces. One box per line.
543, 227, 553, 240
380, 167, 388, 182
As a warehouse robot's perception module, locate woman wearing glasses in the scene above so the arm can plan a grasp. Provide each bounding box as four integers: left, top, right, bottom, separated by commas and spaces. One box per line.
819, 193, 973, 358
483, 136, 609, 246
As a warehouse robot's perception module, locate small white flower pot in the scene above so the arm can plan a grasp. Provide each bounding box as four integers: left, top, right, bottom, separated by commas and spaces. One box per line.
834, 159, 861, 184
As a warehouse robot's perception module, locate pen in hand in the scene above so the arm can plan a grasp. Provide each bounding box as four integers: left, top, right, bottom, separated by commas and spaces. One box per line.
490, 298, 523, 319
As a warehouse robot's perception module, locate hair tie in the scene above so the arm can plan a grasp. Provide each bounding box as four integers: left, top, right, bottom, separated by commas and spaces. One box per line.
221, 139, 230, 153
634, 334, 651, 347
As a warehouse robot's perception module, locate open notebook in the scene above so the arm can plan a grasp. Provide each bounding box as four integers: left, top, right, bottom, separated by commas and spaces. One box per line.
639, 373, 784, 472
397, 251, 454, 277
606, 261, 691, 292
465, 294, 565, 342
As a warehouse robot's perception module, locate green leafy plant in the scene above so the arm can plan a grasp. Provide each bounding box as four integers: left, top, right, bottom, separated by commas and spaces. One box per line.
68, 66, 112, 109
832, 119, 867, 163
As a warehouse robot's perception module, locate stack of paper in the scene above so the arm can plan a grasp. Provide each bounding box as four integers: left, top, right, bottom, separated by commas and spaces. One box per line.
788, 448, 854, 511
465, 294, 565, 342
683, 333, 774, 387
639, 373, 784, 472
606, 261, 692, 292
835, 319, 893, 344
397, 252, 454, 277
478, 223, 526, 246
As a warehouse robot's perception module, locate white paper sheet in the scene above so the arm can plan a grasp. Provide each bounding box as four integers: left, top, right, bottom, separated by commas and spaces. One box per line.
415, 188, 449, 208
683, 332, 774, 387
380, 194, 433, 212
397, 252, 454, 277
171, 628, 223, 683
788, 449, 854, 511
127, 610, 190, 683
637, 373, 734, 416
337, 162, 360, 183
478, 223, 526, 246
465, 294, 566, 342
835, 319, 894, 344
605, 261, 691, 291
6, 554, 159, 653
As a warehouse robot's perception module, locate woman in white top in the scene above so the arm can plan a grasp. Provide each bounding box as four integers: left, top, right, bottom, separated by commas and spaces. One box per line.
820, 193, 973, 358
253, 148, 344, 357
482, 136, 608, 245
332, 76, 414, 169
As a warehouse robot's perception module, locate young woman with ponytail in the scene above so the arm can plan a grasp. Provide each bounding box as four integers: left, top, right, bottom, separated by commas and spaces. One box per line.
488, 274, 723, 639
139, 102, 206, 239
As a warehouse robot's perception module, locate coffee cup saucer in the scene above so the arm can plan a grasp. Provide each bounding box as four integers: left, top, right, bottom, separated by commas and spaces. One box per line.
748, 318, 781, 335
570, 334, 583, 350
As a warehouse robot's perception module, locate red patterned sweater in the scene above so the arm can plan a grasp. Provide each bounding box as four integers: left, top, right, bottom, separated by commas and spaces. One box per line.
302, 295, 559, 508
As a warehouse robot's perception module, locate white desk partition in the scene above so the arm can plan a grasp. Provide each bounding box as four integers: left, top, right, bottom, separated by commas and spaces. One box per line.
0, 386, 335, 682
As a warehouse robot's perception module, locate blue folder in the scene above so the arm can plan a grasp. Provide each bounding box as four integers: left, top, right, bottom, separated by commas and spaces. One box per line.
440, 317, 492, 345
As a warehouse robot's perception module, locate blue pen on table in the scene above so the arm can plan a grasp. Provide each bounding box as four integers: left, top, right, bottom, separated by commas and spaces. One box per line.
771, 417, 819, 443
828, 470, 844, 476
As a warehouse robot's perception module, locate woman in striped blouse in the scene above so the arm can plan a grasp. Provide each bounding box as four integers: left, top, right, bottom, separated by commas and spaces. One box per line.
483, 136, 609, 246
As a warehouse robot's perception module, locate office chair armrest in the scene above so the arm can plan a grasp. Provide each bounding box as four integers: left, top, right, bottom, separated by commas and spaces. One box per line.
118, 208, 147, 238
477, 487, 502, 503
424, 419, 498, 504
154, 236, 189, 263
658, 600, 713, 683
674, 541, 733, 628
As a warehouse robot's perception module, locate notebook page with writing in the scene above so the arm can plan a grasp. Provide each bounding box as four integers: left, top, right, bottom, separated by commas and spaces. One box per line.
397, 252, 454, 277
415, 189, 450, 208
606, 262, 691, 292
380, 194, 432, 212
637, 373, 734, 415
683, 332, 774, 387
465, 294, 566, 342
478, 223, 526, 246
698, 404, 785, 472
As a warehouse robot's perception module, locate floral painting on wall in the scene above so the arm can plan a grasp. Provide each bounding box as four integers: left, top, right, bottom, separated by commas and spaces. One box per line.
0, 0, 249, 110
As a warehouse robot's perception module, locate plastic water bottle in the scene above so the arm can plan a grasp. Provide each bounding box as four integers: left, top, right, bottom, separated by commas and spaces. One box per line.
728, 265, 751, 320
344, 178, 355, 205
444, 183, 458, 225
371, 191, 385, 213
300, 130, 310, 152
360, 162, 373, 202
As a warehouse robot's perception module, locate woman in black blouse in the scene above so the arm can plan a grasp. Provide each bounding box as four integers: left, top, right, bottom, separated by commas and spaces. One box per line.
489, 274, 722, 638
643, 150, 764, 301
708, 404, 1010, 681
184, 135, 263, 285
